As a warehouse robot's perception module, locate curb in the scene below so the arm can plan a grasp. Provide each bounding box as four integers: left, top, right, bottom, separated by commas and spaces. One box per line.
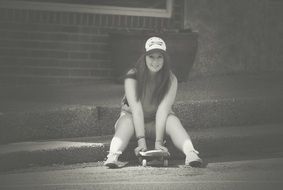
0, 141, 106, 172
1, 123, 282, 172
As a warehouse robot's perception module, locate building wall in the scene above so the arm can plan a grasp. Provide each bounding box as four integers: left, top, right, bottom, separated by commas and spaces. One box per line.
0, 1, 184, 85
1, 0, 282, 84
186, 0, 283, 79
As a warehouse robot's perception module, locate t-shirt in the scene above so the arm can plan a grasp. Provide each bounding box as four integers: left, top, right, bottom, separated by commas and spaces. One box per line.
121, 69, 158, 123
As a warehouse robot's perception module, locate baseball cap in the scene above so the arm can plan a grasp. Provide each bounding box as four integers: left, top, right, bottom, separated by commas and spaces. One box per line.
145, 37, 166, 52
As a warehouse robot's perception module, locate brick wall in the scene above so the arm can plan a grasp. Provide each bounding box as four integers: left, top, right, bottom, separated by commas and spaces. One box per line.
0, 1, 184, 85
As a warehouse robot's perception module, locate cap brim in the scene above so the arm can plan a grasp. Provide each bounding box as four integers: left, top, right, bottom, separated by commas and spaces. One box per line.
146, 48, 166, 54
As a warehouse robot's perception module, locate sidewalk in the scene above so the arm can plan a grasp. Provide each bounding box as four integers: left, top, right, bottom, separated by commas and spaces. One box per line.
0, 73, 283, 171
1, 156, 283, 190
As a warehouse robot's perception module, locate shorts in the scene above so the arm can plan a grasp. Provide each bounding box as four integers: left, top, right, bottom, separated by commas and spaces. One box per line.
120, 97, 175, 123
115, 108, 176, 140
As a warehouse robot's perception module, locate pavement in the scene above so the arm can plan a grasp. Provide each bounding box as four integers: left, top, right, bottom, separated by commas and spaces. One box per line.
0, 72, 283, 172
1, 156, 283, 190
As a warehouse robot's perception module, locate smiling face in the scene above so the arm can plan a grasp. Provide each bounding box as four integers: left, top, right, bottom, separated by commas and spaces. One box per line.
145, 52, 164, 73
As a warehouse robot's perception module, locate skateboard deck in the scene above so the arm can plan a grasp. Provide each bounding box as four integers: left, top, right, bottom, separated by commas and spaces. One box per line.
138, 150, 170, 167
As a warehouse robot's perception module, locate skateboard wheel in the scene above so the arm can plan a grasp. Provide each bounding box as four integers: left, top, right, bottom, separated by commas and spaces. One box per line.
164, 159, 168, 166
142, 159, 147, 167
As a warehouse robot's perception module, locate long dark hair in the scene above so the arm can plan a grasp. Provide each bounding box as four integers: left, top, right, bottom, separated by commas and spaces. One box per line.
126, 50, 172, 105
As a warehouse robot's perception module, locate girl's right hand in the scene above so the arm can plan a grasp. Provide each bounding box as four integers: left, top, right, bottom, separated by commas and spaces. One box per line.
134, 137, 147, 156
155, 140, 168, 152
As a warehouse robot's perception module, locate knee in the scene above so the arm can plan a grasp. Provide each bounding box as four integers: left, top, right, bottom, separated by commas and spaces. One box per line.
166, 114, 181, 126
115, 114, 134, 130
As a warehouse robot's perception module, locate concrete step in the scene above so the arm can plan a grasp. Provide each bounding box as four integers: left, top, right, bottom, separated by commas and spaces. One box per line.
1, 123, 282, 172
1, 73, 282, 144
0, 74, 114, 85
1, 96, 282, 144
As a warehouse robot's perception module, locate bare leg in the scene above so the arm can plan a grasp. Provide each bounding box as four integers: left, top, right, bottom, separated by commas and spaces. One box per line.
165, 114, 202, 167
165, 115, 196, 154
109, 114, 135, 153
104, 114, 135, 168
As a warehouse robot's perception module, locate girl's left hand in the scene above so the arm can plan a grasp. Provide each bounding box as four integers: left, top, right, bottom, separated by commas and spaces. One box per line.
155, 140, 168, 152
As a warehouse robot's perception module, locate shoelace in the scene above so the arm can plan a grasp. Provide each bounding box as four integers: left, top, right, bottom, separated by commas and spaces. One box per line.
191, 150, 199, 154
186, 150, 200, 160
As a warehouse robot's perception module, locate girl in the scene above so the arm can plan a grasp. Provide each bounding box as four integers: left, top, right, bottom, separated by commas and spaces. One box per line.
104, 37, 202, 168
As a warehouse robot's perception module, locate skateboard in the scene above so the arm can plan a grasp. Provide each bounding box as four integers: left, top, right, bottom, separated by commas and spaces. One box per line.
138, 150, 170, 167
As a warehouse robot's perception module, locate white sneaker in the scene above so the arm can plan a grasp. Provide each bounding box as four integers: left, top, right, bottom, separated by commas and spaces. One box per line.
104, 151, 122, 168
185, 150, 203, 167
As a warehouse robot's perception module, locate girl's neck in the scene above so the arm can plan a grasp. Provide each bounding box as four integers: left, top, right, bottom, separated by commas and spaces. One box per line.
147, 70, 158, 78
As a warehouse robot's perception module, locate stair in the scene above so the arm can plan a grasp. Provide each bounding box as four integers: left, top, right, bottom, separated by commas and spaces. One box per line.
0, 65, 114, 85
1, 95, 282, 144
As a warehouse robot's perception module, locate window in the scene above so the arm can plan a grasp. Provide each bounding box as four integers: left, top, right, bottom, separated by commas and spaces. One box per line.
0, 0, 174, 18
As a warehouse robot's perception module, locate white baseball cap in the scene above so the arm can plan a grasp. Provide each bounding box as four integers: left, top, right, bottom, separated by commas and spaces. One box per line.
145, 37, 166, 52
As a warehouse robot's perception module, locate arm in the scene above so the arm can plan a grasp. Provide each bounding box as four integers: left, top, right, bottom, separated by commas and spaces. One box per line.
124, 77, 147, 152
155, 74, 177, 146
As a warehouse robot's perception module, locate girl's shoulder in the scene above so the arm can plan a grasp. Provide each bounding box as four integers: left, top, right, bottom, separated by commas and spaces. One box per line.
169, 71, 177, 83
124, 68, 137, 79
127, 68, 137, 75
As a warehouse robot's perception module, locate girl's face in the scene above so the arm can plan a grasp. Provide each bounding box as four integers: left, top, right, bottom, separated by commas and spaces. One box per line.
145, 52, 164, 73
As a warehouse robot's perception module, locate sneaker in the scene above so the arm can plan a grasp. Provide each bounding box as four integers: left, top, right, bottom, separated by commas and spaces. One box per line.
185, 150, 203, 167
104, 151, 122, 169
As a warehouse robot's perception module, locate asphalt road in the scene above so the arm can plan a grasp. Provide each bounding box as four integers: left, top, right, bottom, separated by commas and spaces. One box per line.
1, 157, 283, 190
